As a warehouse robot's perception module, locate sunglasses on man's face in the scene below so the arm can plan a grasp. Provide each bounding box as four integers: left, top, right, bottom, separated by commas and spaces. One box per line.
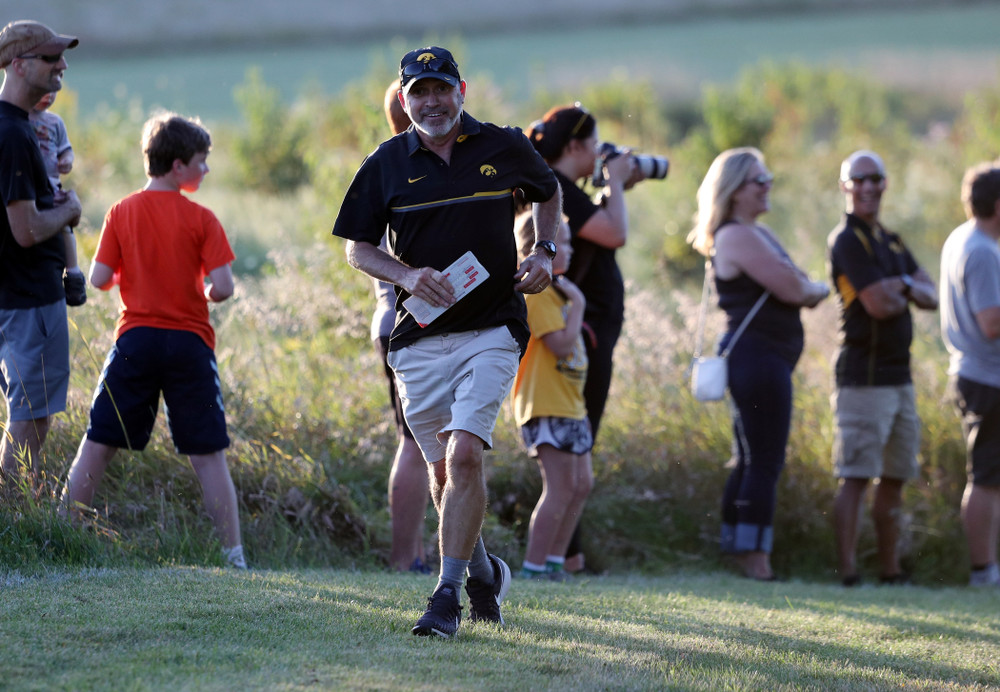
848, 173, 885, 186
19, 53, 63, 64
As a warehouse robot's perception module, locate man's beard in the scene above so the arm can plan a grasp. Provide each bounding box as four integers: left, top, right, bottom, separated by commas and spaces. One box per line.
415, 109, 462, 139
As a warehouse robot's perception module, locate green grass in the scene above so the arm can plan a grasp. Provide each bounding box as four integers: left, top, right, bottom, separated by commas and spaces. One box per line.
2, 567, 998, 691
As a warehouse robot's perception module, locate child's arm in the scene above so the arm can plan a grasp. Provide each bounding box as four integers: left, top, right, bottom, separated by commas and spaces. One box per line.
206, 263, 234, 303
540, 276, 586, 359
90, 261, 117, 290
57, 147, 74, 175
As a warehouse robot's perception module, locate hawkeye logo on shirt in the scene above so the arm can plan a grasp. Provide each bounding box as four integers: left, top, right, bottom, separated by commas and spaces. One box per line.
480, 165, 497, 178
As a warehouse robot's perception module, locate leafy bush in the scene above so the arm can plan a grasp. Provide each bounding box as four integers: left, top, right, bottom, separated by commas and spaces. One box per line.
230, 68, 311, 193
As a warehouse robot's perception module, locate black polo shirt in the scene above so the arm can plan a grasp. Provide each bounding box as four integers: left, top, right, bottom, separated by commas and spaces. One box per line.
333, 113, 558, 352
0, 100, 63, 309
827, 213, 919, 386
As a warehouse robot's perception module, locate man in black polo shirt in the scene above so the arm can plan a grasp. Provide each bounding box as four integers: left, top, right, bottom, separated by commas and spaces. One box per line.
0, 20, 82, 480
333, 46, 561, 638
827, 150, 937, 586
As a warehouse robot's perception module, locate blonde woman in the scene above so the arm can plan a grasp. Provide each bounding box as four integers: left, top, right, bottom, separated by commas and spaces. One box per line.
690, 147, 829, 580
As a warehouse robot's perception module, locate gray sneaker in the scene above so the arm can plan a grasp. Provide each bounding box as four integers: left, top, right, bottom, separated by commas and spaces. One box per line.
412, 584, 462, 638
466, 554, 511, 624
969, 563, 1000, 587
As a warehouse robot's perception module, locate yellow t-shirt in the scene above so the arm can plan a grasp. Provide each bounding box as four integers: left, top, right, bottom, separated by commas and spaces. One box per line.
512, 286, 588, 426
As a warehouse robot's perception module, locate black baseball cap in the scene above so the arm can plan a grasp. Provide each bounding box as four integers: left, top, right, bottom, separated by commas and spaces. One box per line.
399, 46, 461, 95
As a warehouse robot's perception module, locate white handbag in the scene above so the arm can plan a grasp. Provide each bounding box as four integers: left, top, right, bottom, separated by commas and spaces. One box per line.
690, 261, 769, 402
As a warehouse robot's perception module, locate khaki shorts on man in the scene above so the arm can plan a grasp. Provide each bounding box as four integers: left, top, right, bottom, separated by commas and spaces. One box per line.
832, 384, 920, 479
387, 326, 520, 463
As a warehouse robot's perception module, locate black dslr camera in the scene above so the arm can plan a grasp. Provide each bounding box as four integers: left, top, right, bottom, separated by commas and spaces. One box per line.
592, 142, 669, 187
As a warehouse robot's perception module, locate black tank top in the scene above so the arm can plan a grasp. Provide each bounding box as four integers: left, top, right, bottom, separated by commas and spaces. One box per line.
713, 224, 804, 364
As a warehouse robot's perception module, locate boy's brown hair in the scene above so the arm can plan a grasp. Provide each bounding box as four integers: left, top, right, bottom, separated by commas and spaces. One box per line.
962, 162, 1000, 220
142, 111, 211, 177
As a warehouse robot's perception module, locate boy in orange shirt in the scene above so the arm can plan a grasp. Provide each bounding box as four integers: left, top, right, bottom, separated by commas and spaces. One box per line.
60, 112, 246, 568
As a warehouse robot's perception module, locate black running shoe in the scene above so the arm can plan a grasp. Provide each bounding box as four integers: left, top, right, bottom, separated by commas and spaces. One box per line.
466, 554, 511, 625
64, 270, 87, 307
411, 584, 462, 638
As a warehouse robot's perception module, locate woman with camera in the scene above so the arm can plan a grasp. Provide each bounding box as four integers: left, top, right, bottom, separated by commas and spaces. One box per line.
526, 104, 645, 573
689, 147, 829, 581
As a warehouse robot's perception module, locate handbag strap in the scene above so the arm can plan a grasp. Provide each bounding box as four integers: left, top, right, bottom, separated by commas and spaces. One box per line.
693, 260, 713, 359
720, 289, 770, 358
694, 259, 771, 359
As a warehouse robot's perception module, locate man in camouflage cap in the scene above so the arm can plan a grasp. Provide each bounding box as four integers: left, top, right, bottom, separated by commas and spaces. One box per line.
0, 20, 82, 479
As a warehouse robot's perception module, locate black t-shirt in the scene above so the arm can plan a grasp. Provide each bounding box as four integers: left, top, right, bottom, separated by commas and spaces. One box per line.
0, 101, 64, 309
828, 213, 918, 386
556, 169, 624, 326
332, 113, 558, 352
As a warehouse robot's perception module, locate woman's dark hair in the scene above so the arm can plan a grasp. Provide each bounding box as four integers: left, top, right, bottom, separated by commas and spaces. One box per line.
525, 103, 596, 163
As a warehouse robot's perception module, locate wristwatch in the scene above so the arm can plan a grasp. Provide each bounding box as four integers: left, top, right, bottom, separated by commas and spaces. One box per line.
534, 240, 557, 259
900, 274, 914, 297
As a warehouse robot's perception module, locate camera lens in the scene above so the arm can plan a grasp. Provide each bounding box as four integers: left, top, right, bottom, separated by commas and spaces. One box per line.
635, 155, 669, 180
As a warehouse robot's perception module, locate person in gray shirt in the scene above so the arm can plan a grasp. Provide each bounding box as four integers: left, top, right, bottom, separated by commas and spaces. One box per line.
939, 162, 1000, 588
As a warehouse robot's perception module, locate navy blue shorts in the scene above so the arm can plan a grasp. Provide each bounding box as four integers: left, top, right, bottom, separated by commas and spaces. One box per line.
86, 327, 230, 455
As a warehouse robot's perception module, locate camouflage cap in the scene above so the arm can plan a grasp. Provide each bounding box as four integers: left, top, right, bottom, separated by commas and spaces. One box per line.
0, 20, 78, 69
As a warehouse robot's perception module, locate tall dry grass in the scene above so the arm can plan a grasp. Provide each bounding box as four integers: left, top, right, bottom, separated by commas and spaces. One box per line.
3, 61, 994, 584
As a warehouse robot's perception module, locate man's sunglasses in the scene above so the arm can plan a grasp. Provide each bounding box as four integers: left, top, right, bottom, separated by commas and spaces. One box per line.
18, 53, 62, 64
401, 58, 460, 83
848, 173, 885, 185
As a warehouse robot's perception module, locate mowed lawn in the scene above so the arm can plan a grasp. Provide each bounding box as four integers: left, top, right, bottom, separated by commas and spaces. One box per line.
2, 567, 998, 691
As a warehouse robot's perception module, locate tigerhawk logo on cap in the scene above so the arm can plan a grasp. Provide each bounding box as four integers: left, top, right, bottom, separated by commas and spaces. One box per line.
416, 52, 438, 64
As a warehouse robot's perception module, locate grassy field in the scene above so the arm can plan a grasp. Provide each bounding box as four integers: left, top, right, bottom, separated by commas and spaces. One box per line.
2, 567, 999, 691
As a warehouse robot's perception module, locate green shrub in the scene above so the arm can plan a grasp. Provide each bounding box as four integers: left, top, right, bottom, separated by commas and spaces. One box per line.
231, 68, 311, 193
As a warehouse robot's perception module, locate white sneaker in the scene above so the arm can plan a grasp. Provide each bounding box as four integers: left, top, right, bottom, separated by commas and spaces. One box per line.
968, 563, 999, 587
224, 545, 248, 570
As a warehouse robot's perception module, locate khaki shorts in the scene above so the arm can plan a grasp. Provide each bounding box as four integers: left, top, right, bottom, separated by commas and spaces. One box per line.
832, 384, 921, 480
387, 326, 520, 463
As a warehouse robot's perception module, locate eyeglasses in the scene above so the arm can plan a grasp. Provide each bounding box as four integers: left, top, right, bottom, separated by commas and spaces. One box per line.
401, 57, 460, 84
746, 173, 774, 186
18, 53, 62, 64
848, 173, 885, 185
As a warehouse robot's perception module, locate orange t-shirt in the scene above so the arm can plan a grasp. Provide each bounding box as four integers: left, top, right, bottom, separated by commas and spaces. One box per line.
94, 189, 235, 350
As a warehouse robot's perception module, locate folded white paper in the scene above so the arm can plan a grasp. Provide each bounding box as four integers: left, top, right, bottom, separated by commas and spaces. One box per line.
403, 250, 491, 327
